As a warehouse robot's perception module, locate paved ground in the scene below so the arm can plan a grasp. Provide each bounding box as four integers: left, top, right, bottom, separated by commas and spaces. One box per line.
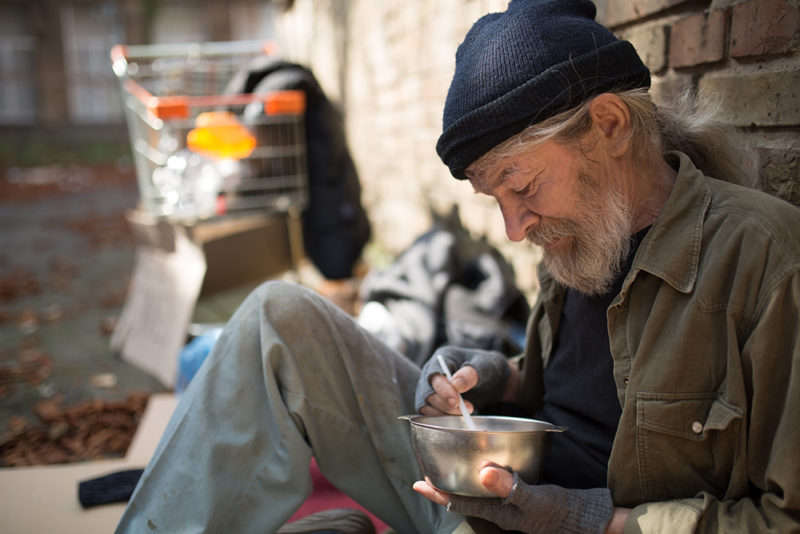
0, 161, 360, 466
0, 162, 171, 464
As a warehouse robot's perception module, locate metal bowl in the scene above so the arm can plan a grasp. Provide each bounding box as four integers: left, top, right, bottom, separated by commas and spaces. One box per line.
400, 414, 565, 497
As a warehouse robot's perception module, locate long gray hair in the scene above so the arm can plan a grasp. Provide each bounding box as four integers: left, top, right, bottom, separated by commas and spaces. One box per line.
469, 88, 758, 189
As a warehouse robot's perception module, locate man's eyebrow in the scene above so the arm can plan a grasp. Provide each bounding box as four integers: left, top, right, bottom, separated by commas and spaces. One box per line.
472, 164, 519, 193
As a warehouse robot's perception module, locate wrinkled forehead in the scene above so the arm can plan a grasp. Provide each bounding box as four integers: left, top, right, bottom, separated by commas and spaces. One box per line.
464, 156, 523, 195
462, 142, 514, 192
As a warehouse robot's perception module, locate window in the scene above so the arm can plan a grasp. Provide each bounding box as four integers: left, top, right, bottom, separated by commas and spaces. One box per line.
61, 2, 125, 123
0, 5, 36, 124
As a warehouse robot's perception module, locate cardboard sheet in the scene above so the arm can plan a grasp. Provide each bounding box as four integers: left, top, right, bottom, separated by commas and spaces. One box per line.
110, 228, 206, 388
0, 394, 178, 534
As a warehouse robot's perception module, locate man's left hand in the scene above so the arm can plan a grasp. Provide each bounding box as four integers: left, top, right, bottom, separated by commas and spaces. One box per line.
413, 462, 515, 503
413, 464, 616, 534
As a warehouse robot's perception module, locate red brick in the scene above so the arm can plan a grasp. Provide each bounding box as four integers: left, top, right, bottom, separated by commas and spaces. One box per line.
730, 0, 800, 58
669, 10, 727, 68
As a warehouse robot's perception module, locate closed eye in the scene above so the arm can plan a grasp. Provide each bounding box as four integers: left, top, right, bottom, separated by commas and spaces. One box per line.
515, 179, 540, 197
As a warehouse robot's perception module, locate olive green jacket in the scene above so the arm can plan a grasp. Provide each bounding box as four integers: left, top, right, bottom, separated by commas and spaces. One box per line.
518, 152, 800, 533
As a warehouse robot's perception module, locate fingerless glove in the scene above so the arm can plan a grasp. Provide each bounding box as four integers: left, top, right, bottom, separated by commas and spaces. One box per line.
447, 473, 613, 534
414, 346, 510, 413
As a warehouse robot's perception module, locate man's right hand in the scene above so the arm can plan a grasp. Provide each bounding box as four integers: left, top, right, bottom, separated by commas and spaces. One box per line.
414, 346, 512, 414
421, 364, 480, 415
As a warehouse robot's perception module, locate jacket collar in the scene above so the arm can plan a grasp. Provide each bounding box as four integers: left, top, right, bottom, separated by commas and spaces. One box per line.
629, 151, 711, 294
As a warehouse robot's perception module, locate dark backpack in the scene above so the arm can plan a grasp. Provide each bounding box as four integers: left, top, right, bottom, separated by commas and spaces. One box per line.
227, 57, 371, 280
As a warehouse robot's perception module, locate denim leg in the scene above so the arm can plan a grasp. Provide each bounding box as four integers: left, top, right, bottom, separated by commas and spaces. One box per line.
116, 280, 463, 534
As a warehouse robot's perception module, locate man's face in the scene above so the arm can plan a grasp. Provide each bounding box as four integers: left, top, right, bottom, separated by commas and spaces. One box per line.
467, 140, 634, 295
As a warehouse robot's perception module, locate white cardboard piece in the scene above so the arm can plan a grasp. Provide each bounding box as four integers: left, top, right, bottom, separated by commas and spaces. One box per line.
111, 228, 206, 388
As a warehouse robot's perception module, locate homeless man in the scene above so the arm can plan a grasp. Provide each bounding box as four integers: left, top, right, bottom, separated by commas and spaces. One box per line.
116, 1, 800, 533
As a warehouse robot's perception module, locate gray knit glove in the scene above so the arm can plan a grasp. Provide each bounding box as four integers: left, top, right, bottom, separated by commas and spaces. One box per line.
447, 473, 614, 534
414, 346, 510, 413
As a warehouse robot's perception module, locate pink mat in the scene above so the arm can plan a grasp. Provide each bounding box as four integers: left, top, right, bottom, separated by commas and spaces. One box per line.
288, 458, 389, 532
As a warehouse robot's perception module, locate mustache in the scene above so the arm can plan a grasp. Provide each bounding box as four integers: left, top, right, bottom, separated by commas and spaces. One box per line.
526, 217, 581, 246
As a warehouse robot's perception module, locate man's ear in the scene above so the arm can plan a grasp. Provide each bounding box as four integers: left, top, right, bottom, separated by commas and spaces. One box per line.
588, 93, 632, 158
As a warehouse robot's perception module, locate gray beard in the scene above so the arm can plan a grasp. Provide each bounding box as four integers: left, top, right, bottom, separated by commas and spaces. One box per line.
528, 176, 634, 296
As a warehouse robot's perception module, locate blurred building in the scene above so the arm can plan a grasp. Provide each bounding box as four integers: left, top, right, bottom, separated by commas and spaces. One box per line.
0, 0, 281, 160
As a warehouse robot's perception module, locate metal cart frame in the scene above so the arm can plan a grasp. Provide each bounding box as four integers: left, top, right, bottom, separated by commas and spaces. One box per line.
111, 40, 307, 269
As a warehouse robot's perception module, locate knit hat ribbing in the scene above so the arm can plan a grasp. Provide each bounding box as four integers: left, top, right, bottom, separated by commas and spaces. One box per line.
436, 0, 651, 180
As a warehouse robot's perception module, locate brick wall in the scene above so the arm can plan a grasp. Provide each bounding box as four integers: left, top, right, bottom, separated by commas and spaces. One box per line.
604, 0, 800, 204
273, 0, 800, 294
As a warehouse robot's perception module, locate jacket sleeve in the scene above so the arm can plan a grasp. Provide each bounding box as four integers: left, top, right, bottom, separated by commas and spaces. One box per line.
624, 272, 800, 533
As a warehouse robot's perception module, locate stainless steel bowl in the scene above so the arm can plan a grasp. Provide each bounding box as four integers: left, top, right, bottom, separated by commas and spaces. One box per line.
400, 414, 566, 497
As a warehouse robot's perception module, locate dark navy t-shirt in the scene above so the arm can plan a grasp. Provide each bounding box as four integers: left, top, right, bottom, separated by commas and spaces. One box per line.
534, 227, 648, 489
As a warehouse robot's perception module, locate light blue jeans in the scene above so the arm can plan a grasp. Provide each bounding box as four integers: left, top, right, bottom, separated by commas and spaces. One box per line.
115, 281, 468, 534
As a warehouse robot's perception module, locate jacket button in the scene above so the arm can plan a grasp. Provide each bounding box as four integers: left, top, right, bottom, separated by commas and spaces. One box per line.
691, 421, 704, 434
623, 377, 629, 385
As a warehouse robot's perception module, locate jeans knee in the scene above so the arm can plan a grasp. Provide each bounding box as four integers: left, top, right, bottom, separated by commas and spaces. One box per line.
253, 280, 320, 319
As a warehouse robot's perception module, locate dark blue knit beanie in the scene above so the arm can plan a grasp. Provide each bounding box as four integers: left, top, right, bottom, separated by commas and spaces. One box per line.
437, 0, 651, 179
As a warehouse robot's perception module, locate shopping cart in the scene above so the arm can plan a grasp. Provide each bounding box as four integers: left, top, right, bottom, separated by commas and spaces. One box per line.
111, 41, 308, 225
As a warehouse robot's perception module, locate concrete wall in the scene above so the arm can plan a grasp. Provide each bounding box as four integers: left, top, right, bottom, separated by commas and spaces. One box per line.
272, 0, 800, 293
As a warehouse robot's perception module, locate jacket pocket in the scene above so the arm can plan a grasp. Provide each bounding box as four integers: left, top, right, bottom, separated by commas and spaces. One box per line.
635, 392, 742, 500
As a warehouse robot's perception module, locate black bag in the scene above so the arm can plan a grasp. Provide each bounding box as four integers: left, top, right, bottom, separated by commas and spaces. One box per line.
227, 58, 371, 280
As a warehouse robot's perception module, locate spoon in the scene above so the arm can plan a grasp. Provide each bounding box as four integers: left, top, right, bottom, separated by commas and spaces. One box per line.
436, 354, 477, 430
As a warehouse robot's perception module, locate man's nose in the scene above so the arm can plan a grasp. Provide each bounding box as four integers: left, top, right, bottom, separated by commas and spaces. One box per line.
499, 198, 537, 242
